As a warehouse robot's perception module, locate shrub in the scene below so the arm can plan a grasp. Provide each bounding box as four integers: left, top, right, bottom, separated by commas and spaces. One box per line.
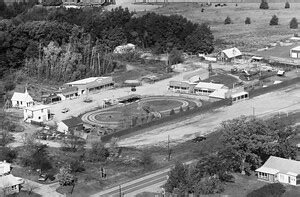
245, 17, 251, 25
224, 16, 232, 25
270, 15, 279, 26
4, 80, 15, 92
140, 150, 154, 170
185, 106, 190, 111
247, 183, 286, 197
170, 109, 175, 115
179, 106, 184, 113
0, 147, 17, 163
260, 0, 269, 9
168, 48, 183, 66
290, 17, 298, 29
285, 2, 290, 9
86, 141, 109, 162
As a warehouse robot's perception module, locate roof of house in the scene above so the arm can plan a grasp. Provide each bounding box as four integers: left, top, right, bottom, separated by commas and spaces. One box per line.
11, 90, 33, 103
0, 174, 24, 188
0, 161, 11, 176
209, 89, 229, 99
66, 77, 112, 85
221, 47, 242, 59
291, 46, 300, 51
25, 104, 50, 111
231, 91, 249, 98
61, 117, 83, 128
256, 156, 300, 175
169, 81, 195, 88
61, 87, 78, 95
194, 82, 226, 90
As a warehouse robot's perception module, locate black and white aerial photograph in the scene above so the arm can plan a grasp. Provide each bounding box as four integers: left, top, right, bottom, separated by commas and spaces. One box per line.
1, 0, 300, 196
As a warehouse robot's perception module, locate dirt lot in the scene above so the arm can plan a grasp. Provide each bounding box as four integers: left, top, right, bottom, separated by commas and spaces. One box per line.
154, 3, 300, 52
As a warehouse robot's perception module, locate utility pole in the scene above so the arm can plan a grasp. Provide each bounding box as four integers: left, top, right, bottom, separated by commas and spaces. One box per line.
167, 135, 171, 161
252, 107, 255, 117
119, 185, 122, 197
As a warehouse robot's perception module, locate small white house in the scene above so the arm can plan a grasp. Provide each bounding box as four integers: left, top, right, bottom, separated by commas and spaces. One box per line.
24, 105, 50, 123
256, 156, 300, 186
0, 174, 24, 196
11, 89, 34, 108
113, 43, 135, 54
217, 47, 242, 62
57, 117, 84, 134
290, 46, 300, 58
0, 161, 11, 177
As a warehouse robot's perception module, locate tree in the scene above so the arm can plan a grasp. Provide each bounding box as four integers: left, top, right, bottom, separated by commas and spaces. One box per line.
168, 48, 183, 66
290, 17, 298, 29
170, 109, 175, 115
0, 130, 13, 147
260, 0, 269, 9
208, 63, 212, 73
245, 17, 251, 25
179, 106, 184, 113
61, 130, 85, 152
194, 177, 224, 195
164, 162, 189, 193
86, 140, 109, 162
270, 15, 279, 26
185, 23, 214, 54
285, 2, 290, 9
57, 165, 76, 186
224, 16, 232, 25
140, 150, 154, 171
0, 147, 17, 163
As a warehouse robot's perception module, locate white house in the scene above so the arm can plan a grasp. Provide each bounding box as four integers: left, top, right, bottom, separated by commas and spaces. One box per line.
57, 117, 84, 134
290, 46, 300, 58
0, 161, 11, 177
24, 105, 50, 123
113, 43, 135, 54
11, 89, 34, 108
217, 47, 242, 62
0, 174, 24, 196
256, 156, 300, 186
57, 87, 79, 101
193, 82, 228, 96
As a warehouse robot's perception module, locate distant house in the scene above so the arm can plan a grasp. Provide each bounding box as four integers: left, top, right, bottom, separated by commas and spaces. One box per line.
0, 174, 24, 196
0, 161, 11, 177
217, 47, 242, 62
256, 156, 300, 186
64, 77, 114, 96
11, 89, 34, 108
168, 81, 196, 94
113, 43, 135, 54
57, 117, 84, 134
24, 105, 50, 123
193, 82, 228, 96
290, 46, 300, 58
57, 87, 79, 101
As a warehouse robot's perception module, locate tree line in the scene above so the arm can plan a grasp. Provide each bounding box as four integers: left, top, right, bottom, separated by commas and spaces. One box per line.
0, 6, 214, 82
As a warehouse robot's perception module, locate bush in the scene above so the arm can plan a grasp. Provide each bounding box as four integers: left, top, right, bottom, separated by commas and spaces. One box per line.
4, 80, 15, 92
247, 183, 286, 197
185, 106, 190, 111
0, 147, 17, 163
285, 2, 290, 9
140, 150, 154, 170
290, 17, 298, 29
270, 15, 279, 26
70, 160, 85, 173
86, 141, 109, 162
179, 106, 184, 113
168, 48, 183, 66
245, 17, 251, 25
170, 109, 175, 115
260, 0, 269, 9
224, 16, 232, 25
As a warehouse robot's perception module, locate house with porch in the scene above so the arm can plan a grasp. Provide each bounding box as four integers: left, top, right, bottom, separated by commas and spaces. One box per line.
11, 89, 34, 108
217, 47, 242, 62
24, 105, 50, 123
256, 156, 300, 186
0, 174, 24, 196
58, 87, 79, 101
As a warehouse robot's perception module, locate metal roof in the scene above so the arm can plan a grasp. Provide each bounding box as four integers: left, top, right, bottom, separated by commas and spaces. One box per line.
195, 82, 225, 90
11, 91, 33, 103
61, 117, 83, 128
66, 77, 112, 85
291, 46, 300, 51
221, 47, 242, 59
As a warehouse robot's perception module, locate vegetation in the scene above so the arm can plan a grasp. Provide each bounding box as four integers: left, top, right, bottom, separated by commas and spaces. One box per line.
245, 17, 251, 25
224, 16, 232, 25
270, 15, 279, 26
86, 140, 109, 162
285, 2, 290, 9
168, 48, 183, 66
290, 17, 298, 29
170, 109, 175, 115
247, 183, 286, 197
260, 0, 269, 9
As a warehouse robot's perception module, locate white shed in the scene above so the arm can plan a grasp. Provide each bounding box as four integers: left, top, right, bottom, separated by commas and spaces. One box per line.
290, 46, 300, 58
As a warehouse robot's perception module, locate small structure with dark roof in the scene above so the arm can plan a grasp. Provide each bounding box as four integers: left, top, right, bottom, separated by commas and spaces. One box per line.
57, 87, 79, 100
57, 117, 84, 134
168, 81, 196, 94
217, 47, 242, 62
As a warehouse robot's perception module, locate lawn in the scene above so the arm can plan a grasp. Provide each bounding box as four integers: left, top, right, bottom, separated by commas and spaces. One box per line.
154, 3, 299, 52
255, 44, 299, 59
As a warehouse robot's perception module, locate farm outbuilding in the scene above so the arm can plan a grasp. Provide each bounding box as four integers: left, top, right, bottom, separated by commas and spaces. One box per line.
57, 117, 84, 134
290, 46, 300, 58
217, 47, 242, 62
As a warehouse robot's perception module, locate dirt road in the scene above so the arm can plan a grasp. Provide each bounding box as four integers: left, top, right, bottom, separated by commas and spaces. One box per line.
119, 84, 300, 147
106, 0, 161, 11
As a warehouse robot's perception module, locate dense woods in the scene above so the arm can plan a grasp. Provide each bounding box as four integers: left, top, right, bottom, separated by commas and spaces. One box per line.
0, 5, 214, 82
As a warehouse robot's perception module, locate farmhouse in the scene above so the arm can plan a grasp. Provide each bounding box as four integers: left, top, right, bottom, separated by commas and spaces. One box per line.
193, 82, 228, 95
256, 156, 300, 186
0, 161, 11, 176
58, 87, 79, 101
168, 81, 196, 93
114, 43, 135, 54
290, 46, 300, 58
0, 174, 24, 196
57, 117, 84, 134
65, 77, 114, 96
24, 105, 50, 123
11, 89, 34, 108
217, 47, 242, 62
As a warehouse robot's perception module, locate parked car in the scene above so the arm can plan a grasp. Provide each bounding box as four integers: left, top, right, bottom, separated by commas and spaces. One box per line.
38, 174, 48, 182
61, 108, 70, 113
192, 135, 207, 142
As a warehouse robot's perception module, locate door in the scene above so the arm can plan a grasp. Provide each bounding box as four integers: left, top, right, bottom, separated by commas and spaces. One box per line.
289, 176, 291, 184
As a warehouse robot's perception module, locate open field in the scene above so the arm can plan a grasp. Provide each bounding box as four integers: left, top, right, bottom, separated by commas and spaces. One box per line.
154, 3, 300, 51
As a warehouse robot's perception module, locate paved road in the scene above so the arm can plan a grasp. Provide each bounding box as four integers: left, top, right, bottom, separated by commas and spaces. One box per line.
91, 161, 194, 197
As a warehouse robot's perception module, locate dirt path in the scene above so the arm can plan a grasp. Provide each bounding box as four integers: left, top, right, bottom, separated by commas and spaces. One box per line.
119, 84, 300, 147
106, 0, 161, 11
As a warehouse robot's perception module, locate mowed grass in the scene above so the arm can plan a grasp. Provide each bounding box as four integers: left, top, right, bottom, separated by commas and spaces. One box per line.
155, 3, 300, 51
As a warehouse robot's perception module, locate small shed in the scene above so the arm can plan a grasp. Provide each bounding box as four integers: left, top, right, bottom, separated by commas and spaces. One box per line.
57, 117, 84, 134
290, 46, 300, 58
217, 47, 242, 62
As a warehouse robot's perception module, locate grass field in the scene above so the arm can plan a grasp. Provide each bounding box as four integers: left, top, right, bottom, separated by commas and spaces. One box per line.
154, 3, 300, 52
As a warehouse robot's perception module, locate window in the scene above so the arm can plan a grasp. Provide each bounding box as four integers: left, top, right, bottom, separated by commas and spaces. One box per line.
38, 116, 41, 119
21, 101, 23, 105
245, 94, 248, 98
41, 109, 44, 113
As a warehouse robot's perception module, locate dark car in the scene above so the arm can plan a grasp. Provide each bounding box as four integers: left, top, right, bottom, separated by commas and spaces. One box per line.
192, 135, 207, 142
